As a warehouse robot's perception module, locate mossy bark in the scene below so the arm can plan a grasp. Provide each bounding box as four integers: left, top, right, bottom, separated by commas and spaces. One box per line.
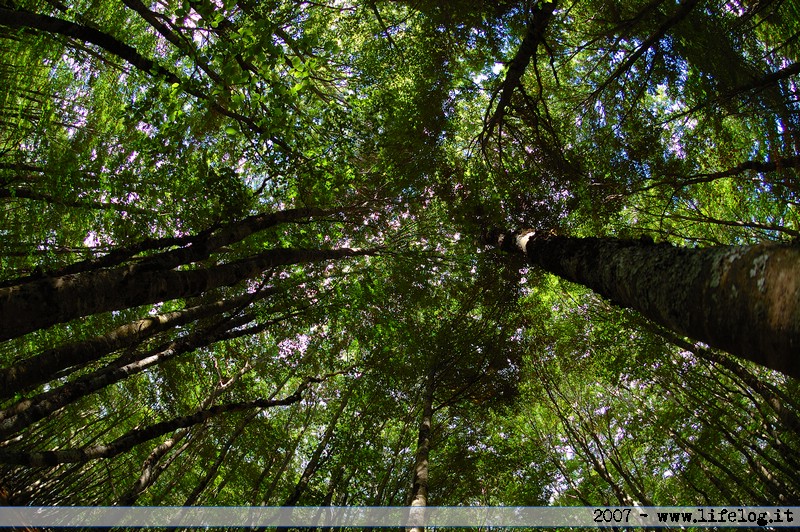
494, 231, 800, 378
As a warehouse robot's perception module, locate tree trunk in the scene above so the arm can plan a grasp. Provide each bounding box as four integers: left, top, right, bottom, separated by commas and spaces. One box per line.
407, 374, 435, 532
0, 313, 261, 438
490, 230, 800, 378
0, 245, 374, 341
0, 287, 277, 398
283, 386, 352, 506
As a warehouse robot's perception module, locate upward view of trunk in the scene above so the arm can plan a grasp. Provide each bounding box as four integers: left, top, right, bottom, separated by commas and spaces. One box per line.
0, 287, 277, 398
489, 230, 800, 378
0, 246, 373, 341
283, 387, 353, 507
407, 374, 435, 532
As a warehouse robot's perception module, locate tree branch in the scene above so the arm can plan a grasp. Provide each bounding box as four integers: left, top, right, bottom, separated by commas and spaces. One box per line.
482, 1, 557, 140
0, 376, 323, 466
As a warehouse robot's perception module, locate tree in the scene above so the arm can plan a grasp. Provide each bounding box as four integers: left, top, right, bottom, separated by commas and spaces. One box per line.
1, 0, 799, 518
487, 230, 800, 378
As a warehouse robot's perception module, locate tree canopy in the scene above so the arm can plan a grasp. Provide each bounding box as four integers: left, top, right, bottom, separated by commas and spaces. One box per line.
1, 0, 799, 516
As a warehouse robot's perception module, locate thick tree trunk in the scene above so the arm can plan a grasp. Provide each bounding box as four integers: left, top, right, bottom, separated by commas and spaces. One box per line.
491, 231, 800, 378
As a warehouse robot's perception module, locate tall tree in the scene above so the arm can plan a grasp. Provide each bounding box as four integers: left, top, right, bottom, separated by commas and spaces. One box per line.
487, 230, 800, 378
1, 0, 799, 516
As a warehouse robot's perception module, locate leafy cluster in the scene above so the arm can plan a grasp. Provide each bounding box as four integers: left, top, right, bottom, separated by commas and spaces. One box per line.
0, 0, 798, 516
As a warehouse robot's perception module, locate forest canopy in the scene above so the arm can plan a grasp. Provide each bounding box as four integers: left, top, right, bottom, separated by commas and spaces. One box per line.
1, 0, 800, 513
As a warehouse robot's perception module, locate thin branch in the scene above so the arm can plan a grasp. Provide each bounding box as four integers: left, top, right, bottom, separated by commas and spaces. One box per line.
481, 0, 557, 141
633, 155, 800, 194
0, 376, 324, 466
586, 0, 698, 102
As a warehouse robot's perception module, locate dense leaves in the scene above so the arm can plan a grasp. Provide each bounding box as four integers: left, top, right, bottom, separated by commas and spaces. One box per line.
1, 0, 799, 518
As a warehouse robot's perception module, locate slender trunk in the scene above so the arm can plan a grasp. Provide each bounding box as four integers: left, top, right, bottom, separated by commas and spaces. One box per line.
183, 411, 257, 505
670, 429, 769, 503
283, 387, 352, 506
258, 407, 314, 505
541, 382, 633, 505
120, 0, 224, 85
0, 287, 276, 398
0, 7, 170, 81
490, 230, 800, 378
117, 363, 254, 506
150, 437, 208, 505
651, 322, 800, 432
0, 186, 152, 214
115, 428, 195, 506
0, 377, 320, 467
407, 374, 435, 532
484, 0, 556, 134
0, 313, 260, 437
2, 204, 325, 287
0, 245, 374, 341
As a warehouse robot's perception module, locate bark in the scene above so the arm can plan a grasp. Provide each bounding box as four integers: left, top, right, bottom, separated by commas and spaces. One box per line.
0, 377, 321, 467
0, 245, 375, 341
407, 374, 435, 532
489, 230, 800, 378
0, 287, 276, 398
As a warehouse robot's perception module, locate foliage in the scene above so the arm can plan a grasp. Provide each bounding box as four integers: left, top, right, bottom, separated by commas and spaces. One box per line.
1, 0, 799, 519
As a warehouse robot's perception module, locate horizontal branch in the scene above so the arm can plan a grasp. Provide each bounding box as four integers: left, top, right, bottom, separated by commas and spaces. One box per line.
634, 155, 800, 193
